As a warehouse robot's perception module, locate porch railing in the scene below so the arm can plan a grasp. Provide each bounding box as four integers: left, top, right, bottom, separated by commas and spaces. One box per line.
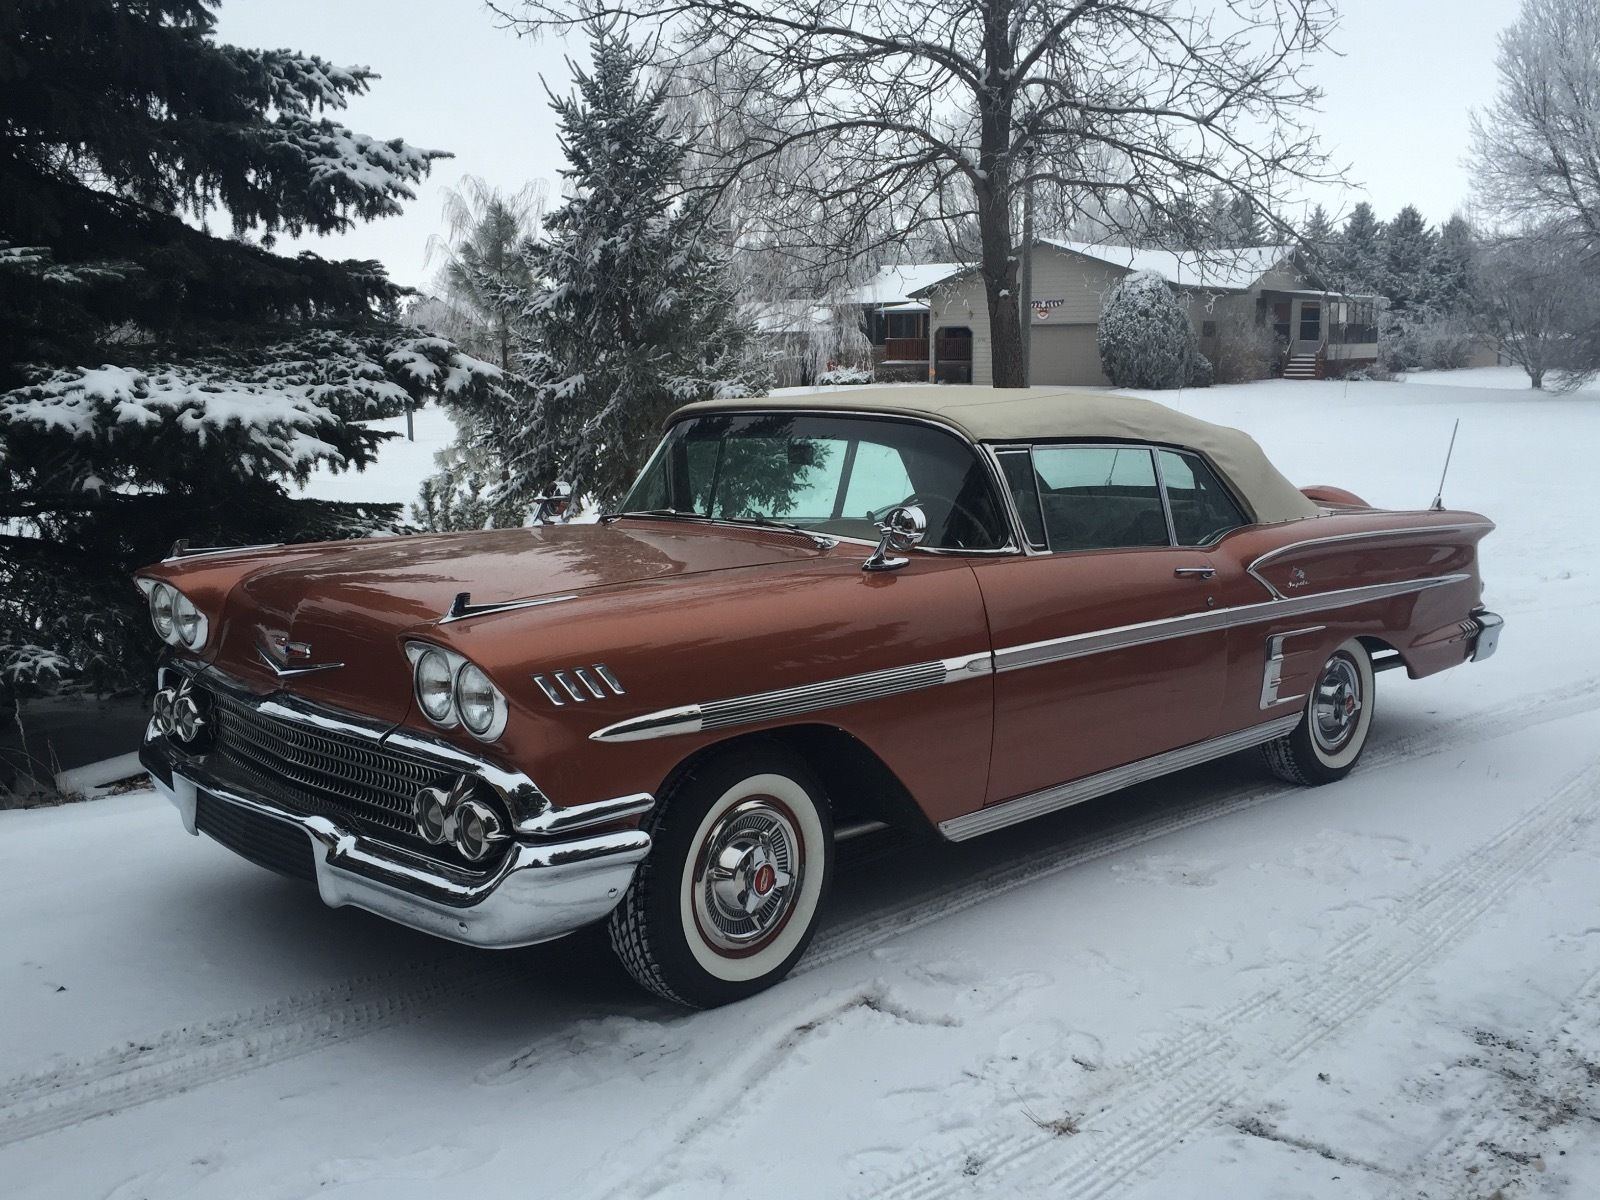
882, 337, 929, 362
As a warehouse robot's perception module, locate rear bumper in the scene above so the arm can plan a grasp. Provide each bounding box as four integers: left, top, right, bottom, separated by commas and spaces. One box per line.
141, 736, 651, 950
1469, 609, 1504, 663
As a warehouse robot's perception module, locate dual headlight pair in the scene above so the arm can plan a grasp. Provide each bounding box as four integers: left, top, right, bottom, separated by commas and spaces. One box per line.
137, 579, 208, 651
405, 642, 507, 742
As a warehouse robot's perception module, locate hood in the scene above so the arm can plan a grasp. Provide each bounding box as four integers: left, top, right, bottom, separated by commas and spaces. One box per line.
197, 521, 829, 722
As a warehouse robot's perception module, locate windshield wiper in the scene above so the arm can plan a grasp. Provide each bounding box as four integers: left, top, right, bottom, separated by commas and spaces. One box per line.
718, 516, 837, 548
598, 507, 705, 524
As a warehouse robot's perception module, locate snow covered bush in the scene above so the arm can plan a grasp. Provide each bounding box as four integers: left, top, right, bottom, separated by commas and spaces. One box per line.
1379, 308, 1477, 373
816, 366, 874, 385
1097, 272, 1196, 389
0, 1, 501, 697
1187, 351, 1214, 388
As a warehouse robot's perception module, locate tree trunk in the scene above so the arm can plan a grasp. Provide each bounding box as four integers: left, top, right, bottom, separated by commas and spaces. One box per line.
977, 3, 1022, 388
1530, 366, 1544, 389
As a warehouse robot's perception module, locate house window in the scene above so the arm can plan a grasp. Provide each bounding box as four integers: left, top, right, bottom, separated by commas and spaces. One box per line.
1201, 320, 1217, 339
886, 312, 925, 340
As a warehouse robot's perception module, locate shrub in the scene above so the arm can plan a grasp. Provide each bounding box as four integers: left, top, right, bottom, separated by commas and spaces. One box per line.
1097, 272, 1193, 389
1187, 351, 1215, 387
1207, 305, 1278, 383
816, 365, 874, 385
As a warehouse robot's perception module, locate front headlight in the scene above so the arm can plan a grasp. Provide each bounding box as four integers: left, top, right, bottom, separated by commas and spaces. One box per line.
139, 579, 208, 651
405, 642, 507, 742
414, 649, 456, 724
150, 584, 176, 640
454, 662, 505, 739
173, 592, 206, 647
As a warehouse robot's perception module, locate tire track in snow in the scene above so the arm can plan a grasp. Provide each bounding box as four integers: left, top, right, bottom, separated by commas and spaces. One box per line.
858, 753, 1600, 1200
3, 682, 1594, 1147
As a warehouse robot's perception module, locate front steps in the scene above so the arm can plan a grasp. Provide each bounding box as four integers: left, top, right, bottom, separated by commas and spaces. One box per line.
1283, 353, 1321, 380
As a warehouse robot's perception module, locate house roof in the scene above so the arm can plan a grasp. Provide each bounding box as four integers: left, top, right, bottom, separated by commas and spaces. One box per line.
744, 299, 832, 335
1041, 240, 1293, 291
670, 386, 1319, 525
851, 263, 966, 306
904, 241, 1296, 297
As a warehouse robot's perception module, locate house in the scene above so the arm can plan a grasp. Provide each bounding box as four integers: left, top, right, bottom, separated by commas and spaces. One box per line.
901, 241, 1381, 386
850, 263, 963, 381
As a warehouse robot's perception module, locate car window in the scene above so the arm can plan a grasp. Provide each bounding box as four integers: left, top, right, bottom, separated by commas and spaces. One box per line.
1157, 449, 1249, 545
1030, 446, 1170, 552
626, 413, 1009, 550
841, 441, 917, 518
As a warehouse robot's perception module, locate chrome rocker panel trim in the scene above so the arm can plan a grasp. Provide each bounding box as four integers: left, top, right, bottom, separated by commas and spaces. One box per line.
144, 738, 651, 950
589, 650, 994, 743
939, 714, 1302, 842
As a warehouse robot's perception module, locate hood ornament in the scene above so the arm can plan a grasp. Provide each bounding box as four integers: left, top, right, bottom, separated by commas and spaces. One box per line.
256, 628, 345, 677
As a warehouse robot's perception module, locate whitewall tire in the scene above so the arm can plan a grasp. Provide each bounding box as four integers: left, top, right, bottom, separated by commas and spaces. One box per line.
608, 745, 833, 1007
1263, 638, 1376, 785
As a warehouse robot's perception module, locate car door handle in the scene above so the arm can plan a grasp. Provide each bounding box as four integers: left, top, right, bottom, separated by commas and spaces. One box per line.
1174, 566, 1216, 579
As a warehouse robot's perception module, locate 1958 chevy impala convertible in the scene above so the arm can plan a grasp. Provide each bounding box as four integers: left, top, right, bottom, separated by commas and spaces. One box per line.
136, 387, 1502, 1007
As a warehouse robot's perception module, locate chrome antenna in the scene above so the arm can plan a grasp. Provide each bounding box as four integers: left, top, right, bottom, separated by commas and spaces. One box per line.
1430, 418, 1460, 512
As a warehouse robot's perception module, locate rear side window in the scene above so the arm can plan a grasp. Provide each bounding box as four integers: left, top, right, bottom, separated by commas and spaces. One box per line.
1157, 450, 1249, 545
1030, 446, 1170, 552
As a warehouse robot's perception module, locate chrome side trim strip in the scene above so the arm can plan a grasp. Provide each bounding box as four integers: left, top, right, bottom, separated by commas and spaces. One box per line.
994, 574, 1469, 674
1247, 523, 1493, 598
938, 714, 1302, 842
589, 650, 994, 743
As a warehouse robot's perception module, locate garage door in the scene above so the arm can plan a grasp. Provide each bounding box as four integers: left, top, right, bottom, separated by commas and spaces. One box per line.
1028, 323, 1108, 386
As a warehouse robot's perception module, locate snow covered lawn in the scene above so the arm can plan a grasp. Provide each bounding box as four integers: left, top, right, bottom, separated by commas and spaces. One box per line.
5, 375, 1600, 1199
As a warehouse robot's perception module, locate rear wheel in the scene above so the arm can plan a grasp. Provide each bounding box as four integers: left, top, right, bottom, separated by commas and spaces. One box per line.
1263, 638, 1375, 785
608, 745, 833, 1008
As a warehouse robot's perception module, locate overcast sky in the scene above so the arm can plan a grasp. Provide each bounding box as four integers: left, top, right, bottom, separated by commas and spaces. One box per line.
215, 0, 1522, 289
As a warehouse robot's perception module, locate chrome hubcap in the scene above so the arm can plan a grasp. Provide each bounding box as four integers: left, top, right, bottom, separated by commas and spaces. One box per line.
1311, 656, 1363, 753
694, 798, 802, 952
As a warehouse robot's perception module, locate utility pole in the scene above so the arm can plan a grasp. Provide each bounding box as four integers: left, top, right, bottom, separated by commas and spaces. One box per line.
1019, 159, 1035, 387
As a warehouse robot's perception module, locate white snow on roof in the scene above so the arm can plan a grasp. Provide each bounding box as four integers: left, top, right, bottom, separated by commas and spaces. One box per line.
1041, 240, 1293, 291
744, 300, 833, 335
851, 263, 965, 306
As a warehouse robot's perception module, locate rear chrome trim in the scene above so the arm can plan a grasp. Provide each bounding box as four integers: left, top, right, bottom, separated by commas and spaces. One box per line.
993, 574, 1469, 674
1469, 610, 1504, 662
589, 650, 994, 743
939, 714, 1302, 842
1247, 523, 1493, 598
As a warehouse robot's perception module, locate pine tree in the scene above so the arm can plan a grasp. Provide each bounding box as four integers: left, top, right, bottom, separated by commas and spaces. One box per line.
440, 24, 769, 517
1381, 205, 1437, 312
1430, 214, 1479, 313
1331, 202, 1385, 293
0, 0, 505, 696
1225, 195, 1269, 246
1096, 271, 1195, 389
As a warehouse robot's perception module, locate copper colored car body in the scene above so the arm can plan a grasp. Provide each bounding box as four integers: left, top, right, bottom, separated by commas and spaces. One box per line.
135, 387, 1502, 1006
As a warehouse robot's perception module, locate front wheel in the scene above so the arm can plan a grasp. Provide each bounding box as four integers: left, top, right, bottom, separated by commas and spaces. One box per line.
1262, 638, 1376, 785
608, 745, 833, 1008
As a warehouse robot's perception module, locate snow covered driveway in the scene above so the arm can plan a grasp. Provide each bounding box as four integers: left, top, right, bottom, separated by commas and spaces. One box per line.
5, 377, 1600, 1199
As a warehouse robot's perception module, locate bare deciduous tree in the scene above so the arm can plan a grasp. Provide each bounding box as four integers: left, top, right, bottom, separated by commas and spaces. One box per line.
494, 0, 1339, 386
1471, 0, 1600, 246
1477, 226, 1600, 391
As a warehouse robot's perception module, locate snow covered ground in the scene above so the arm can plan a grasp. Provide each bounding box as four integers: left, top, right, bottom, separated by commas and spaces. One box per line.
5, 374, 1600, 1199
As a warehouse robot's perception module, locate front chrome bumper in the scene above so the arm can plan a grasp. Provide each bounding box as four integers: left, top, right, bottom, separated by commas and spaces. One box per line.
1469, 609, 1505, 663
141, 720, 652, 951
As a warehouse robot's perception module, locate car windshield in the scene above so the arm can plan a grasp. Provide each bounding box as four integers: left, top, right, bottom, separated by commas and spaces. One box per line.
620, 412, 1009, 550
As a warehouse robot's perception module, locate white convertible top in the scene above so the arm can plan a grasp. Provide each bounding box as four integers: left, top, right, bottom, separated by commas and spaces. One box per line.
672, 386, 1319, 525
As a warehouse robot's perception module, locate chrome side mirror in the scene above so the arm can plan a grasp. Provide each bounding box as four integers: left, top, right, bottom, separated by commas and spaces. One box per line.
862, 505, 927, 572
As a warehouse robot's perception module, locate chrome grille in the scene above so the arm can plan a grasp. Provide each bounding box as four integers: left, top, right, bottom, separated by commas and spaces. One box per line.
202, 685, 454, 853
